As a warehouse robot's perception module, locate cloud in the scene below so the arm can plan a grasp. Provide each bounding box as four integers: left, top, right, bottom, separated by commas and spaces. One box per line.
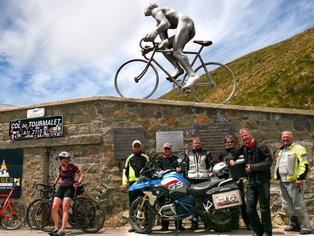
0, 0, 313, 105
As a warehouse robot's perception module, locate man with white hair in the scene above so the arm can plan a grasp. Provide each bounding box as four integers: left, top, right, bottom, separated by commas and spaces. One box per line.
274, 131, 312, 235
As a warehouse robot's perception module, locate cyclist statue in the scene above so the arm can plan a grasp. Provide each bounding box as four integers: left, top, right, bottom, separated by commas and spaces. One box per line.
144, 3, 199, 90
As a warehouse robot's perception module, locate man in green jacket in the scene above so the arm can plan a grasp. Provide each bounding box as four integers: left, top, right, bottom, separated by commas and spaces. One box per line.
122, 140, 150, 232
274, 131, 312, 235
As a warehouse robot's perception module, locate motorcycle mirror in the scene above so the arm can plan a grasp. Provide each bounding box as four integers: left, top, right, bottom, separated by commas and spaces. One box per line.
177, 158, 183, 163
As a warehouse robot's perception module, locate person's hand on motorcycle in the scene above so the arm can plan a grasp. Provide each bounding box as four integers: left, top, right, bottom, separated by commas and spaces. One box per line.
209, 172, 215, 177
175, 167, 182, 173
73, 181, 81, 189
245, 164, 252, 173
229, 160, 235, 167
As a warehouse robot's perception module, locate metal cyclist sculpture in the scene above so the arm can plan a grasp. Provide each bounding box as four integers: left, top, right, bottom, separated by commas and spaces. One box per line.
143, 3, 198, 90
114, 4, 236, 104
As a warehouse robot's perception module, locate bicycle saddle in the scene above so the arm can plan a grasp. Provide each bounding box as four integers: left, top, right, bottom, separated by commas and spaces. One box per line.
193, 40, 213, 46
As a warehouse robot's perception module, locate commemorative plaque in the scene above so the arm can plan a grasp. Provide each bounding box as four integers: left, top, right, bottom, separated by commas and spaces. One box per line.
194, 123, 232, 161
113, 127, 144, 160
156, 131, 184, 152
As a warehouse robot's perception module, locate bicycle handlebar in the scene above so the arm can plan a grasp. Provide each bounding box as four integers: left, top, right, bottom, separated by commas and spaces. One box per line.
32, 182, 55, 193
139, 38, 160, 55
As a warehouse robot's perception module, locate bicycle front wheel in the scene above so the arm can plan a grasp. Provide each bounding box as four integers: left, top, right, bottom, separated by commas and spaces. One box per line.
1, 200, 27, 230
75, 198, 105, 233
115, 59, 159, 99
25, 198, 42, 229
192, 62, 236, 103
32, 200, 62, 232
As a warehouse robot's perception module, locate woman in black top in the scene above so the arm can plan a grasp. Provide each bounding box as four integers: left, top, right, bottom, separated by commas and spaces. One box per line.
218, 135, 250, 230
50, 151, 84, 236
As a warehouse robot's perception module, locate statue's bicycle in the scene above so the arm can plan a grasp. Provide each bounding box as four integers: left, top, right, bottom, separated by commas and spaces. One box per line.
114, 39, 236, 103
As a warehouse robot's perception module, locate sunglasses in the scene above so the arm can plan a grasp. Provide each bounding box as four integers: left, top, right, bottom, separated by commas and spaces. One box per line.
164, 147, 171, 150
133, 145, 141, 148
58, 156, 69, 160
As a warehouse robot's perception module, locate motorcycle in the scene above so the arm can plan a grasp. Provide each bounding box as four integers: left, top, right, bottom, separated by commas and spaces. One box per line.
128, 159, 242, 233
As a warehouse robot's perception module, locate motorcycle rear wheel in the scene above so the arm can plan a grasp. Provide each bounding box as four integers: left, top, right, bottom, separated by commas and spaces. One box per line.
129, 196, 155, 234
206, 207, 240, 232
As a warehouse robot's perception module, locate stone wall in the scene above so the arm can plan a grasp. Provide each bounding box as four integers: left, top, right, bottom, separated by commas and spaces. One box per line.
0, 96, 313, 225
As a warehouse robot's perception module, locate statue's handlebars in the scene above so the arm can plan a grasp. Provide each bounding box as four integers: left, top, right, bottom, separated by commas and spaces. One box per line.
139, 38, 159, 54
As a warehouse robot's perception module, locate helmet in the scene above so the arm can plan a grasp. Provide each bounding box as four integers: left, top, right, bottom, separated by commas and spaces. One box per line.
213, 162, 230, 178
213, 162, 226, 174
57, 151, 71, 159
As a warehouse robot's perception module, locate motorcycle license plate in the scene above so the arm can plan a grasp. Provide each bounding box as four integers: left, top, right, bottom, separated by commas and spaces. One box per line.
212, 189, 242, 209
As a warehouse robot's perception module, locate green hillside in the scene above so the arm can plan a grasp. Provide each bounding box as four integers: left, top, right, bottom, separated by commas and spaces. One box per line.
160, 28, 314, 110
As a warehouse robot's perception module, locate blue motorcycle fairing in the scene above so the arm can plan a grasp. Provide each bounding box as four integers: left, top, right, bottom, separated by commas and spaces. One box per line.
128, 179, 161, 191
162, 171, 191, 188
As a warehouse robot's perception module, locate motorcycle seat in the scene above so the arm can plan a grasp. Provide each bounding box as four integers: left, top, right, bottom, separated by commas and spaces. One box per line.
189, 178, 221, 196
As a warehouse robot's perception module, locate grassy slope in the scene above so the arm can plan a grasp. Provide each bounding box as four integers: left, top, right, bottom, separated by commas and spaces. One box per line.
160, 28, 314, 110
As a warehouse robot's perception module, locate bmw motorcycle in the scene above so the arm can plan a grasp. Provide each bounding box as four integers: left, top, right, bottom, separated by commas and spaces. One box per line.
128, 160, 242, 233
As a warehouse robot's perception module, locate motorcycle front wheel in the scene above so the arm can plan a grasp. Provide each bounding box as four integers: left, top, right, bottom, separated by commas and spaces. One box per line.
129, 196, 155, 234
205, 207, 240, 232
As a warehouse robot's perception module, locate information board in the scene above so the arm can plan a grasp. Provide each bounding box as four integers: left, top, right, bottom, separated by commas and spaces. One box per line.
0, 149, 23, 198
194, 123, 232, 161
113, 127, 145, 160
9, 116, 63, 140
156, 131, 184, 152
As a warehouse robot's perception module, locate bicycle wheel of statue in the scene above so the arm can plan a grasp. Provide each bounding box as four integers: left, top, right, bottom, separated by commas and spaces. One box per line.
115, 59, 159, 99
192, 62, 236, 103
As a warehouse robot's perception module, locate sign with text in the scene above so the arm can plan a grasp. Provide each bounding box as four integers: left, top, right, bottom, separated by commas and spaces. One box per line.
156, 131, 184, 152
9, 116, 63, 140
194, 123, 232, 161
113, 127, 145, 160
0, 149, 23, 198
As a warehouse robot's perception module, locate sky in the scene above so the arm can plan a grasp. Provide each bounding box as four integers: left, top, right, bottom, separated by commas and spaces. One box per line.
0, 0, 313, 106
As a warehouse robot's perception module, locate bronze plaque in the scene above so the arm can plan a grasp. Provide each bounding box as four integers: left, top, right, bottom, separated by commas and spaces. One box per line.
113, 128, 144, 160
194, 124, 232, 161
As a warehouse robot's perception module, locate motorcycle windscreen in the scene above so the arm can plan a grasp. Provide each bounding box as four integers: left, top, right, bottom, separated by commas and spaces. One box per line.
212, 189, 242, 209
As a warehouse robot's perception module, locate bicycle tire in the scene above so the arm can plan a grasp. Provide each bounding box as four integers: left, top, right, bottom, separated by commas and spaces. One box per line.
191, 62, 236, 103
25, 198, 42, 229
32, 200, 62, 232
114, 59, 159, 99
1, 200, 27, 230
75, 198, 105, 233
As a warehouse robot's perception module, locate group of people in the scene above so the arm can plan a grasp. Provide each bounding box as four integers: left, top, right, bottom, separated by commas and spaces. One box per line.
122, 129, 312, 235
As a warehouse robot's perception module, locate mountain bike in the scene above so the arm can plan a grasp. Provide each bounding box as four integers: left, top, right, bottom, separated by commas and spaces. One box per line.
0, 186, 27, 230
114, 39, 236, 103
32, 184, 105, 233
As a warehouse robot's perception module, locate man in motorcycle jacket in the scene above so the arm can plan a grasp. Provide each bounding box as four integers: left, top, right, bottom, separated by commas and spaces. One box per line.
154, 143, 185, 231
185, 137, 213, 230
122, 140, 150, 232
274, 131, 312, 235
238, 128, 273, 236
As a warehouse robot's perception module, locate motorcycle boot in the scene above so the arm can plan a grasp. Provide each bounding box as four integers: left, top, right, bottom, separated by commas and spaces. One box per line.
160, 220, 169, 231
175, 220, 185, 231
190, 221, 198, 230
284, 215, 301, 231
